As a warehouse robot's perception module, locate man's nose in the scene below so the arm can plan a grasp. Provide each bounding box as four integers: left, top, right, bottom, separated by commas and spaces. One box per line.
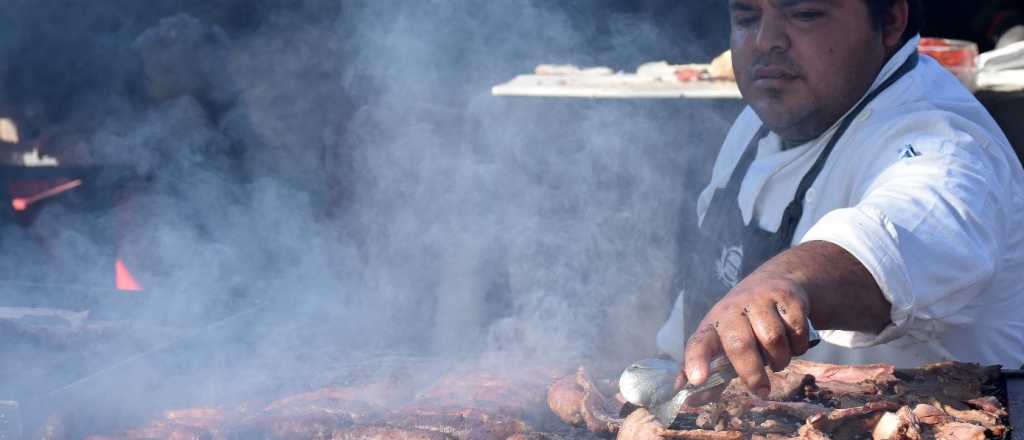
756, 15, 791, 53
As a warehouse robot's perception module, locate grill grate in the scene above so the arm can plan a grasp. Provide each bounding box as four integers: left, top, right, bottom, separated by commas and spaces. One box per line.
1005, 370, 1023, 440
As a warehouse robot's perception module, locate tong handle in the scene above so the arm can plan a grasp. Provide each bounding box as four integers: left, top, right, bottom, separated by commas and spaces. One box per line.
650, 321, 821, 425
681, 321, 821, 402
706, 355, 736, 378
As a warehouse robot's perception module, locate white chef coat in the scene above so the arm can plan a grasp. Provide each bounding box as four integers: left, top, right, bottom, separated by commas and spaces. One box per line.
657, 36, 1024, 369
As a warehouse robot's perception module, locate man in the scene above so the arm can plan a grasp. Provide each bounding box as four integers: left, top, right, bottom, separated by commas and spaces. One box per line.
655, 0, 1024, 398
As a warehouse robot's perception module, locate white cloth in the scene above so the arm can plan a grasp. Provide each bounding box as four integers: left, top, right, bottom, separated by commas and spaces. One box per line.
657, 36, 1024, 369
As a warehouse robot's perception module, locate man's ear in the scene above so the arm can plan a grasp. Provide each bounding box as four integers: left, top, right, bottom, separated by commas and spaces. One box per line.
881, 0, 910, 50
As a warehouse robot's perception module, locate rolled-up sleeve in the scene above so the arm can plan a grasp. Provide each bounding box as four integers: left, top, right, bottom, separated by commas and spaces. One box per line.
799, 139, 1006, 348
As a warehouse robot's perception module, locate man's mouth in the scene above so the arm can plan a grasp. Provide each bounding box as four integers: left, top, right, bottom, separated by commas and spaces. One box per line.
751, 66, 798, 86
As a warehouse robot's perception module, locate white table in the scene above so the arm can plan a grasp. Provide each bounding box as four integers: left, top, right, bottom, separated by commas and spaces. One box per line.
492, 74, 742, 99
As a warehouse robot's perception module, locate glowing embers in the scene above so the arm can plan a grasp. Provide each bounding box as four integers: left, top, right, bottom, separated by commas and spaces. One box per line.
10, 179, 81, 211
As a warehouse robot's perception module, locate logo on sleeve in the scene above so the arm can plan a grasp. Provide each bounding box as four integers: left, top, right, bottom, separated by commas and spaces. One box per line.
898, 144, 921, 160
715, 245, 744, 288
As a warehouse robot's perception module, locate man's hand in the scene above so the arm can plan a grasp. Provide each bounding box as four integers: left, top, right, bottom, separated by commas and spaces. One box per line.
677, 241, 891, 397
679, 271, 813, 397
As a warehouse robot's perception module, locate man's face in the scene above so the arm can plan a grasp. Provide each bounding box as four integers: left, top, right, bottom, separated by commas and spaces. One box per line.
730, 0, 889, 143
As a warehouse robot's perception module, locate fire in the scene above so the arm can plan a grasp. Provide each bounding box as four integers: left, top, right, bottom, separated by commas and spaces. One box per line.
11, 198, 27, 211
10, 179, 82, 211
115, 259, 143, 291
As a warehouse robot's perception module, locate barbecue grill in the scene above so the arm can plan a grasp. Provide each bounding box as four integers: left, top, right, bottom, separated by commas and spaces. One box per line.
2, 306, 1021, 440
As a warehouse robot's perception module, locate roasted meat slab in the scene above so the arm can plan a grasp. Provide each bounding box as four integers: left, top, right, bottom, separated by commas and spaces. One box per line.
546, 366, 624, 434
546, 361, 1010, 440
81, 360, 1009, 440
84, 365, 567, 440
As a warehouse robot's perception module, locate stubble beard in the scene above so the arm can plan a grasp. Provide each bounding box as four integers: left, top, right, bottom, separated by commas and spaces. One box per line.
747, 89, 822, 144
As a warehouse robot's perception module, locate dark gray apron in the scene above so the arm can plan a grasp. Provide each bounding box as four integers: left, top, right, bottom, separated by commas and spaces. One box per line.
679, 54, 919, 339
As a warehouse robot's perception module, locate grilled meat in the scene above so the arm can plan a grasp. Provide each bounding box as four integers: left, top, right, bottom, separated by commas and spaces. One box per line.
765, 370, 815, 402
804, 400, 901, 436
83, 360, 1010, 440
383, 408, 529, 440
228, 410, 356, 440
603, 361, 1009, 440
86, 365, 563, 440
264, 383, 406, 414
412, 368, 561, 419
329, 425, 451, 440
934, 422, 987, 440
617, 408, 744, 440
84, 421, 222, 440
546, 366, 623, 434
872, 406, 923, 440
965, 397, 1007, 417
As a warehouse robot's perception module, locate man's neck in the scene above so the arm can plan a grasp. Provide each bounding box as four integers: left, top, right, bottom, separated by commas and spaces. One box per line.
780, 139, 804, 151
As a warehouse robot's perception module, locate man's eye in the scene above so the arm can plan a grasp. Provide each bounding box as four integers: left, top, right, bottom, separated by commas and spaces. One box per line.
792, 10, 823, 21
732, 14, 759, 27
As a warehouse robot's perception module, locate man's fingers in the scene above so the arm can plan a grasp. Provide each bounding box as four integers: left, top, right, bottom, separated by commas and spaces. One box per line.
746, 305, 791, 372
718, 314, 770, 396
682, 322, 721, 387
775, 299, 811, 355
681, 384, 727, 407
674, 369, 688, 391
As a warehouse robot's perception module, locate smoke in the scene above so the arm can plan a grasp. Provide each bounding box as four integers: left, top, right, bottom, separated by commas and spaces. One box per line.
0, 0, 739, 433
335, 0, 735, 361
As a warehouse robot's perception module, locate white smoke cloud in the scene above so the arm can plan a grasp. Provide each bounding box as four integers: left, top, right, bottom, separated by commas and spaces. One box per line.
0, 0, 738, 435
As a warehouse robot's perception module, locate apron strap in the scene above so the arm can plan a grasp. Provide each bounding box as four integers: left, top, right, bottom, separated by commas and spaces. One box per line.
725, 126, 771, 196
776, 53, 920, 245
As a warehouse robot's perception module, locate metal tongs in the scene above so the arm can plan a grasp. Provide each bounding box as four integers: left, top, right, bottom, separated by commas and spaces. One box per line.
619, 321, 821, 425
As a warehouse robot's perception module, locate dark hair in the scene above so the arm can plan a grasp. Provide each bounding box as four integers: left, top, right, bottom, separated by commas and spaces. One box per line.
865, 0, 924, 43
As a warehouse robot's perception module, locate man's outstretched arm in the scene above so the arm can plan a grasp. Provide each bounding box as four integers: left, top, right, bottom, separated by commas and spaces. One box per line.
678, 240, 890, 396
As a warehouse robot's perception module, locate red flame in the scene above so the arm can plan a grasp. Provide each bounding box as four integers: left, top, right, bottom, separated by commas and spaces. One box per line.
116, 259, 143, 291
10, 179, 83, 211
